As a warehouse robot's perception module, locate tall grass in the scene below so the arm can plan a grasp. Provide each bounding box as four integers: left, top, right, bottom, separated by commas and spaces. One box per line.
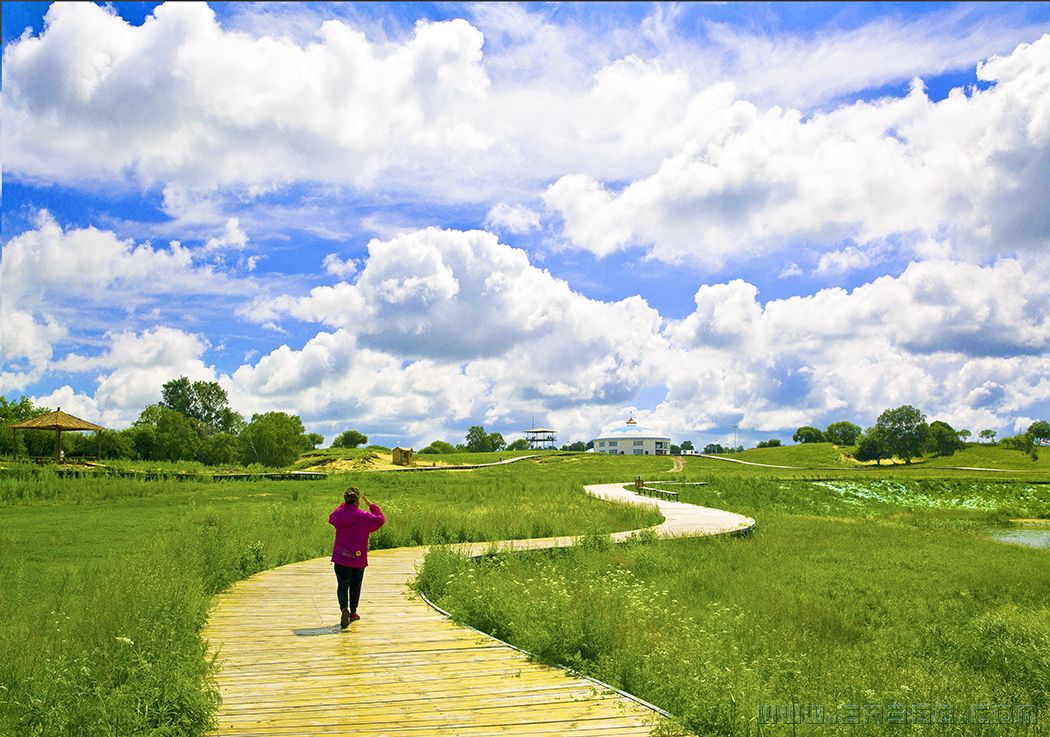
0, 455, 665, 737
417, 479, 1050, 737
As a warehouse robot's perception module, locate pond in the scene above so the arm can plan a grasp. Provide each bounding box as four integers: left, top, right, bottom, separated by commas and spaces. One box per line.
987, 523, 1050, 549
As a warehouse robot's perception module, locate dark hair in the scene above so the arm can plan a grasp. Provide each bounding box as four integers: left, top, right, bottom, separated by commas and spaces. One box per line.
343, 487, 360, 505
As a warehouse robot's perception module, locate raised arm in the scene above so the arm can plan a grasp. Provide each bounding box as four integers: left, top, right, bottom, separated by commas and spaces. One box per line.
362, 496, 385, 532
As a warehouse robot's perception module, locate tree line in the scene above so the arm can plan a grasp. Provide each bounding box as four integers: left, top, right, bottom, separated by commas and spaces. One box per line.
788, 407, 1048, 464
1, 378, 321, 468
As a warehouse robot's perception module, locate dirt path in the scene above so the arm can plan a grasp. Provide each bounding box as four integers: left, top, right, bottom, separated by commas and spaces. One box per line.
204, 483, 754, 736
696, 453, 802, 469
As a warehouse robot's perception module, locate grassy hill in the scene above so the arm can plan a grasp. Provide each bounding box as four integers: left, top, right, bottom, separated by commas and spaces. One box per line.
720, 442, 855, 467
703, 442, 1050, 473
921, 443, 1050, 470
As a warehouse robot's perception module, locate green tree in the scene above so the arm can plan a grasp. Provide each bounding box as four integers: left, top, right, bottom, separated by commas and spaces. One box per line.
561, 441, 587, 451
1028, 420, 1050, 444
132, 404, 201, 461
465, 425, 492, 452
488, 432, 506, 452
926, 420, 962, 457
756, 439, 782, 448
854, 427, 891, 465
703, 443, 726, 454
332, 430, 368, 449
979, 429, 997, 444
680, 440, 694, 451
239, 412, 308, 467
1001, 432, 1038, 461
505, 438, 530, 451
957, 429, 972, 442
875, 405, 928, 464
670, 444, 681, 455
825, 421, 862, 446
198, 432, 240, 466
64, 429, 136, 460
420, 440, 456, 454
161, 376, 244, 435
792, 426, 826, 444
304, 433, 325, 449
0, 395, 51, 456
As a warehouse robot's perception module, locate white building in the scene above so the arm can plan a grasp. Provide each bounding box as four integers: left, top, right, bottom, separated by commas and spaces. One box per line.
592, 417, 671, 456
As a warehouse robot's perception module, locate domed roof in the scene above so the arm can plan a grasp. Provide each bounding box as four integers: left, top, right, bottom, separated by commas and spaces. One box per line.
593, 416, 670, 441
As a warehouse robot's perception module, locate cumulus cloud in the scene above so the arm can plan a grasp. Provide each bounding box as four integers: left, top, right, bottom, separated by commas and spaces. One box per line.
6, 4, 1050, 444
27, 327, 218, 428
0, 212, 251, 395
230, 227, 668, 439
225, 226, 1050, 444
322, 253, 358, 279
3, 2, 491, 195
483, 203, 542, 234
657, 255, 1050, 437
2, 211, 200, 308
201, 217, 248, 253
7, 2, 1042, 213
0, 310, 67, 392
545, 35, 1050, 268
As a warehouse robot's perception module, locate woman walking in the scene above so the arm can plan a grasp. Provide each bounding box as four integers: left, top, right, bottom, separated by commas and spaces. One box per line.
329, 487, 385, 628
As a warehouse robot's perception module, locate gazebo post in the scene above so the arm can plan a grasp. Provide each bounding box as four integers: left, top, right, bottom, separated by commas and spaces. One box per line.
55, 428, 62, 462
96, 430, 102, 460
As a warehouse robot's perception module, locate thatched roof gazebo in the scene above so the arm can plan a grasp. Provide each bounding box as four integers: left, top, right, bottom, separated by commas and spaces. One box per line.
10, 408, 104, 461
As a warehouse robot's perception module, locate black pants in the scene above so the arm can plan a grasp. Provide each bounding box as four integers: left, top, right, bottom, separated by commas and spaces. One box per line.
334, 564, 365, 612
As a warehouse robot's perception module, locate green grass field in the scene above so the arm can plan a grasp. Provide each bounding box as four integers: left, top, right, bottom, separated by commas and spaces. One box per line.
417, 463, 1050, 737
0, 454, 666, 737
2, 447, 1048, 737
705, 442, 1050, 472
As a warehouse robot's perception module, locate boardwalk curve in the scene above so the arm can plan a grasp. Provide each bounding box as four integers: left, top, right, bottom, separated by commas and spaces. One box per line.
203, 482, 755, 736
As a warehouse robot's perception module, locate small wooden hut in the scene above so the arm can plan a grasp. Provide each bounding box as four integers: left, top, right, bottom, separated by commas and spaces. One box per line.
9, 408, 104, 461
391, 447, 414, 466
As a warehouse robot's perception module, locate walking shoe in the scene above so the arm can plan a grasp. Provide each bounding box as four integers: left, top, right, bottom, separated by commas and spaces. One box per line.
340, 609, 351, 629
350, 612, 361, 622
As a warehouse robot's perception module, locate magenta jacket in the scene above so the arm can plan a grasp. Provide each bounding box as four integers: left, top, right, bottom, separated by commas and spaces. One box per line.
329, 502, 385, 568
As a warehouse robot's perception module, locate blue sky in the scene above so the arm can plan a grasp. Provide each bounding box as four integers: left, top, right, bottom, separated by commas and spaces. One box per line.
3, 2, 1050, 448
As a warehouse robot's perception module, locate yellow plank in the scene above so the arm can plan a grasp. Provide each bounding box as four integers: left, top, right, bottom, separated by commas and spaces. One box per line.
205, 481, 755, 736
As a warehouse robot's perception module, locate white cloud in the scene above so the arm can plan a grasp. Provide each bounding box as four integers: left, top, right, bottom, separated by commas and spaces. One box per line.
698, 8, 1050, 108
0, 212, 253, 395
483, 203, 541, 234
7, 2, 1043, 216
16, 220, 1048, 443
545, 35, 1050, 269
6, 4, 1050, 444
28, 327, 217, 428
1, 211, 200, 309
653, 255, 1050, 438
815, 246, 878, 276
3, 2, 492, 195
0, 311, 67, 392
201, 217, 248, 253
322, 253, 358, 279
225, 227, 1050, 445
229, 227, 668, 440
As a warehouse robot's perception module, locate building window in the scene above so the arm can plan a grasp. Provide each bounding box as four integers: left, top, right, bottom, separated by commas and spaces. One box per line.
633, 449, 644, 455
634, 440, 643, 446
598, 441, 605, 447
609, 440, 618, 447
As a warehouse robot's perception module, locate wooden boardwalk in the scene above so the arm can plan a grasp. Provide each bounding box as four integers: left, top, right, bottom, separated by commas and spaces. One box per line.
204, 483, 755, 736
